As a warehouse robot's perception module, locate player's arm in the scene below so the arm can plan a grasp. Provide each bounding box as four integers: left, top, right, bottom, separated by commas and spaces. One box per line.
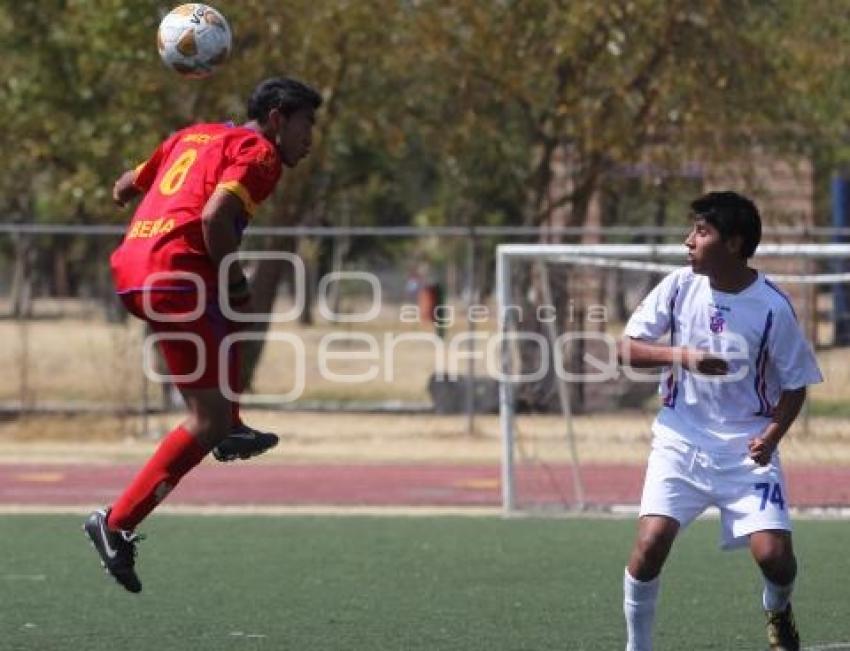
201, 189, 251, 304
112, 170, 143, 207
749, 305, 823, 465
618, 337, 728, 375
748, 387, 806, 465
620, 271, 725, 375
115, 136, 174, 207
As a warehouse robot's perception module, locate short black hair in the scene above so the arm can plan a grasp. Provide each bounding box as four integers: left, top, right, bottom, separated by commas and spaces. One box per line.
247, 77, 322, 123
690, 191, 762, 259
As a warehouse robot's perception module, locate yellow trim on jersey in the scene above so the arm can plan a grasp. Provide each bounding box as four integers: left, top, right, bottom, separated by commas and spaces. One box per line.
217, 180, 258, 216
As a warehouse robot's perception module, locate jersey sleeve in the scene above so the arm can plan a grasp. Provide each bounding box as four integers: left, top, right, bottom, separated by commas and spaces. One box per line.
767, 305, 823, 390
131, 135, 174, 192
216, 136, 281, 218
623, 270, 682, 341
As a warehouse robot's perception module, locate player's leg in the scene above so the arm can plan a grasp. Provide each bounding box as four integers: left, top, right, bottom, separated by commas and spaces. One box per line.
84, 293, 226, 592
84, 385, 229, 592
718, 458, 798, 650
211, 325, 280, 462
108, 385, 231, 529
751, 529, 796, 597
624, 515, 679, 651
627, 515, 680, 581
751, 530, 799, 651
624, 440, 707, 651
107, 294, 232, 529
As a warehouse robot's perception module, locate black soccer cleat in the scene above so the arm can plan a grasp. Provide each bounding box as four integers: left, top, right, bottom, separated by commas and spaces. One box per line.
212, 423, 279, 462
83, 508, 144, 594
766, 603, 800, 651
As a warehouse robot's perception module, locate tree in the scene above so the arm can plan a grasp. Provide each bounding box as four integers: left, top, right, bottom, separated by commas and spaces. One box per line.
4, 1, 850, 397
399, 0, 850, 410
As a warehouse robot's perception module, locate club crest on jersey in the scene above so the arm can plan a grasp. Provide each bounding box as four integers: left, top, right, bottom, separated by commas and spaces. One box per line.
709, 311, 725, 333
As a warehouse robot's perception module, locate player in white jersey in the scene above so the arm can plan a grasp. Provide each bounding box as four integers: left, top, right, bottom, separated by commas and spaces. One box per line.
618, 191, 822, 651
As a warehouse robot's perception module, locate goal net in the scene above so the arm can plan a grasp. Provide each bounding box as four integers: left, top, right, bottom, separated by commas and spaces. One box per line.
496, 243, 850, 513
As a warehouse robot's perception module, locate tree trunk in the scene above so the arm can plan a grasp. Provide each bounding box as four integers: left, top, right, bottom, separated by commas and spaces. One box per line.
10, 234, 33, 318
53, 245, 70, 297
297, 237, 321, 326
513, 148, 604, 413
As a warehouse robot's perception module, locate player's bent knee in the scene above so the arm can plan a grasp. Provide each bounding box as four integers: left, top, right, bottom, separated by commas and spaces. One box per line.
755, 541, 790, 565
751, 532, 796, 581
629, 539, 672, 578
751, 530, 793, 556
631, 538, 669, 573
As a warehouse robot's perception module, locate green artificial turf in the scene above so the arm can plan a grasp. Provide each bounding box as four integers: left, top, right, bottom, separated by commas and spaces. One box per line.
0, 515, 848, 650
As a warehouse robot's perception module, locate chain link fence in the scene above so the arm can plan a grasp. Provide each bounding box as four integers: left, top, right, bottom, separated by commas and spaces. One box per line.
1, 223, 848, 460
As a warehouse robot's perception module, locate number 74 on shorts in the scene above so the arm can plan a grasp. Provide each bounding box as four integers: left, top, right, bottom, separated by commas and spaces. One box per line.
754, 482, 785, 511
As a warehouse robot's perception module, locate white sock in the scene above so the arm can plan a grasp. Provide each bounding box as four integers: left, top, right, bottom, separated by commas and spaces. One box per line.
624, 568, 660, 651
762, 577, 794, 612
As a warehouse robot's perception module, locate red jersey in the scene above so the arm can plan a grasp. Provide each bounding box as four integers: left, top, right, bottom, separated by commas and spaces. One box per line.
110, 122, 281, 293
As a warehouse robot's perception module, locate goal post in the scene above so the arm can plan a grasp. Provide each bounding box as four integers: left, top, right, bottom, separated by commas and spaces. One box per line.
496, 242, 850, 514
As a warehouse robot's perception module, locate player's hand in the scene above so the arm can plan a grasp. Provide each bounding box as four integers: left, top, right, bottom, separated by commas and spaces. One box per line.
112, 170, 140, 207
112, 186, 127, 207
748, 434, 778, 466
684, 349, 728, 375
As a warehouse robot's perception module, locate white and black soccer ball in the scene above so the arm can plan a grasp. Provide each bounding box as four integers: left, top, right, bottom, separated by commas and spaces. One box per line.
157, 4, 232, 78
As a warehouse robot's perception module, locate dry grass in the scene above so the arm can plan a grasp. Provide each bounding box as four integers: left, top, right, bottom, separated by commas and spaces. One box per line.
0, 302, 487, 405
4, 306, 849, 406
2, 301, 850, 466
3, 409, 850, 466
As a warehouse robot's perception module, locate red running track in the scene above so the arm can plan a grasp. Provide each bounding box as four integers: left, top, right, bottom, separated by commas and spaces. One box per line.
1, 462, 849, 508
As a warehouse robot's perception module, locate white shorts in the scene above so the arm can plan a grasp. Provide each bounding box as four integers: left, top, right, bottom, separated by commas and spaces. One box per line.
639, 437, 792, 550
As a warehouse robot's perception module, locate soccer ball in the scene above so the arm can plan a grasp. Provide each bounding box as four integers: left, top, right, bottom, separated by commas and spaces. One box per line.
157, 4, 232, 78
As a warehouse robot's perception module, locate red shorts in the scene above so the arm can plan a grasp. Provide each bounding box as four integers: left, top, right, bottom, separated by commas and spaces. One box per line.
120, 290, 241, 392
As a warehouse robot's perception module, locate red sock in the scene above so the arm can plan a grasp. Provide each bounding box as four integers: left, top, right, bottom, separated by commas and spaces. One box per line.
107, 426, 207, 531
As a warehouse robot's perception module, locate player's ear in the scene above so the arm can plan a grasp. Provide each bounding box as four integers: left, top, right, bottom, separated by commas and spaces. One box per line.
267, 107, 283, 130
725, 235, 743, 257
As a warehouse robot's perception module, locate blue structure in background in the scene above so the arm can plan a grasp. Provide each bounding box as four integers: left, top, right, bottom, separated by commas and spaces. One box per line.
832, 174, 850, 345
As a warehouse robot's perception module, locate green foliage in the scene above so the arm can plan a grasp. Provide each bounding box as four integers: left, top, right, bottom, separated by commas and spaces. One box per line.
2, 1, 850, 230
404, 0, 850, 226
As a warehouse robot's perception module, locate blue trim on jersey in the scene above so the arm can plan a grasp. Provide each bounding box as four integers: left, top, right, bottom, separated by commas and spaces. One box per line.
663, 285, 680, 408
753, 310, 774, 416
764, 278, 797, 320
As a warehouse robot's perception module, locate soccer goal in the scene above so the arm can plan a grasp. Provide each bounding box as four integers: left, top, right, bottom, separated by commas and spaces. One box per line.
496, 242, 850, 514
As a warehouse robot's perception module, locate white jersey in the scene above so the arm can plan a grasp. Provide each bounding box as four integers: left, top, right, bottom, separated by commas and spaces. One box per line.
624, 267, 822, 453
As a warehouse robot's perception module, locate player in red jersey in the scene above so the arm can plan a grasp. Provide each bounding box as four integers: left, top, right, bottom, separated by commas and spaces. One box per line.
84, 77, 322, 592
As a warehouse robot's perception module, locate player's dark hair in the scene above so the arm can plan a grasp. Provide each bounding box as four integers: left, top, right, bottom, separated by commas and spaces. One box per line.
247, 77, 322, 123
690, 191, 762, 259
